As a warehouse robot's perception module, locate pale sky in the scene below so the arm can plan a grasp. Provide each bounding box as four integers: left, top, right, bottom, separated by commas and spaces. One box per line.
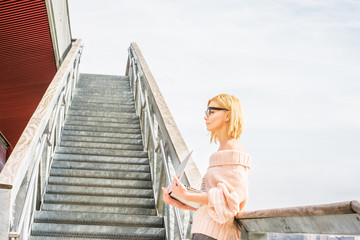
68, 0, 360, 211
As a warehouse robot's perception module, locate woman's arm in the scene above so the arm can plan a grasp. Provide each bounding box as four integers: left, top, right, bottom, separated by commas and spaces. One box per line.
171, 176, 208, 205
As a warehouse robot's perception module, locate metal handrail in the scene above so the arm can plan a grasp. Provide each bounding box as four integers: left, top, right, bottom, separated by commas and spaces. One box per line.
9, 135, 50, 238
126, 43, 202, 240
134, 69, 185, 239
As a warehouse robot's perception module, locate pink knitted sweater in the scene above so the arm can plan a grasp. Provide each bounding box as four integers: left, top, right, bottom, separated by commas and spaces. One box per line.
191, 150, 251, 240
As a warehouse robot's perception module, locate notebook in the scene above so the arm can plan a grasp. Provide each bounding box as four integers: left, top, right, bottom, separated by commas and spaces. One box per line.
168, 151, 203, 209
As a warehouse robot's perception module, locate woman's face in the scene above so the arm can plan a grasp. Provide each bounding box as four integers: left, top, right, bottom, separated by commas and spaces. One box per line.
204, 101, 229, 132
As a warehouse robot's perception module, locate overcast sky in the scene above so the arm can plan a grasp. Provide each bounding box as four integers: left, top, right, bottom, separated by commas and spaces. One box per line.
68, 0, 360, 211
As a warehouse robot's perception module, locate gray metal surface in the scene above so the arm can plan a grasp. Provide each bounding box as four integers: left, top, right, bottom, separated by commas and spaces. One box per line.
240, 213, 360, 236
30, 73, 165, 239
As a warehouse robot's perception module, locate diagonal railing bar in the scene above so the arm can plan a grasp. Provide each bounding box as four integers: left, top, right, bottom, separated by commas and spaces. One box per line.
126, 43, 202, 240
0, 39, 83, 240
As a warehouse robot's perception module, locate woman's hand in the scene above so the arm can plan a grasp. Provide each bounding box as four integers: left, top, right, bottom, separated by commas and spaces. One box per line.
170, 175, 188, 200
162, 184, 197, 211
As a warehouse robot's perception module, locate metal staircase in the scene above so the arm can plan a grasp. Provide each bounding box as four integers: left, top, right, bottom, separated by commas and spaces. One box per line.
1, 41, 359, 240
29, 74, 165, 239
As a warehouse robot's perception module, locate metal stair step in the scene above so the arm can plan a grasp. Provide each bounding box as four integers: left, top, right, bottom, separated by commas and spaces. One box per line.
71, 101, 134, 108
34, 211, 163, 227
53, 153, 148, 164
70, 103, 135, 112
43, 194, 155, 208
48, 176, 152, 188
31, 223, 165, 239
74, 91, 133, 98
62, 130, 142, 139
64, 120, 139, 129
63, 124, 141, 134
60, 135, 143, 145
30, 234, 163, 240
55, 147, 148, 158
51, 160, 150, 172
65, 115, 139, 124
67, 109, 138, 119
69, 105, 135, 113
77, 82, 130, 87
78, 73, 129, 81
41, 203, 156, 215
70, 98, 134, 105
77, 83, 130, 88
49, 169, 151, 181
59, 141, 143, 151
46, 185, 153, 198
71, 94, 134, 102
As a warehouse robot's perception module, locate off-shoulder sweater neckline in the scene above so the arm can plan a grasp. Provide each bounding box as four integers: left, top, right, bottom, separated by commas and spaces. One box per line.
209, 150, 251, 169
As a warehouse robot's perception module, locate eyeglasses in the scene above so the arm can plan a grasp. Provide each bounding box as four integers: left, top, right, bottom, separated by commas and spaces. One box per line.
205, 107, 228, 117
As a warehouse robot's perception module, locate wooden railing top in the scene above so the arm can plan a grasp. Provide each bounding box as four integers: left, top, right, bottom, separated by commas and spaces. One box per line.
0, 39, 83, 197
128, 42, 202, 189
237, 199, 360, 219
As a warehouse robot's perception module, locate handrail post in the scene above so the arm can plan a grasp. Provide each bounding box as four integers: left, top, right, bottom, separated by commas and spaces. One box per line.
0, 188, 11, 239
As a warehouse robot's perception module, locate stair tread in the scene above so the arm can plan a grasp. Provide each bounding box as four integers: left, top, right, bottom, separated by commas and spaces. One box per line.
63, 124, 141, 134
43, 194, 155, 208
56, 146, 148, 158
60, 135, 143, 145
67, 110, 138, 118
59, 141, 144, 151
61, 130, 142, 139
46, 185, 153, 197
64, 120, 139, 127
51, 160, 150, 172
48, 176, 152, 188
50, 169, 151, 181
65, 115, 139, 124
31, 223, 165, 238
34, 211, 162, 226
53, 153, 148, 164
41, 203, 157, 215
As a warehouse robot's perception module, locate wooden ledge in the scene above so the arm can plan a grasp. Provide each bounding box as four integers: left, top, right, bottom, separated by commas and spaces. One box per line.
237, 200, 359, 219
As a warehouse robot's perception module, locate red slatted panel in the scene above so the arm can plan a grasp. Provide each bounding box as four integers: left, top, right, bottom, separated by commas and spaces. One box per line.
0, 0, 57, 158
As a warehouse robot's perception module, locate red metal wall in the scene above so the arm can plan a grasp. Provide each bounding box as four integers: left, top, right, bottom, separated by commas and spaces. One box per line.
0, 0, 57, 156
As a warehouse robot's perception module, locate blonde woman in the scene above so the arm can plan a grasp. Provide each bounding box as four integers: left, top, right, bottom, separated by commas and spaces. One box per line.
162, 94, 251, 240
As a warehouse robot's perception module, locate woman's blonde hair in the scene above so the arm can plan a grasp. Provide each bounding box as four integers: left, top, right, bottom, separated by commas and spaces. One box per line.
207, 93, 244, 143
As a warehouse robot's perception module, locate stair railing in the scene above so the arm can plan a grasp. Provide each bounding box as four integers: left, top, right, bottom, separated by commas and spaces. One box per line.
237, 200, 360, 239
0, 39, 83, 240
126, 43, 202, 240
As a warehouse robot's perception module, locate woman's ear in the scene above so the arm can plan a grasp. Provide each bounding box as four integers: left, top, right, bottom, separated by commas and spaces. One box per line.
225, 111, 231, 122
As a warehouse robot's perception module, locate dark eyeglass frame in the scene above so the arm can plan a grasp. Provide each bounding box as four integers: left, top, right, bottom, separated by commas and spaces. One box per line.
205, 107, 229, 117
